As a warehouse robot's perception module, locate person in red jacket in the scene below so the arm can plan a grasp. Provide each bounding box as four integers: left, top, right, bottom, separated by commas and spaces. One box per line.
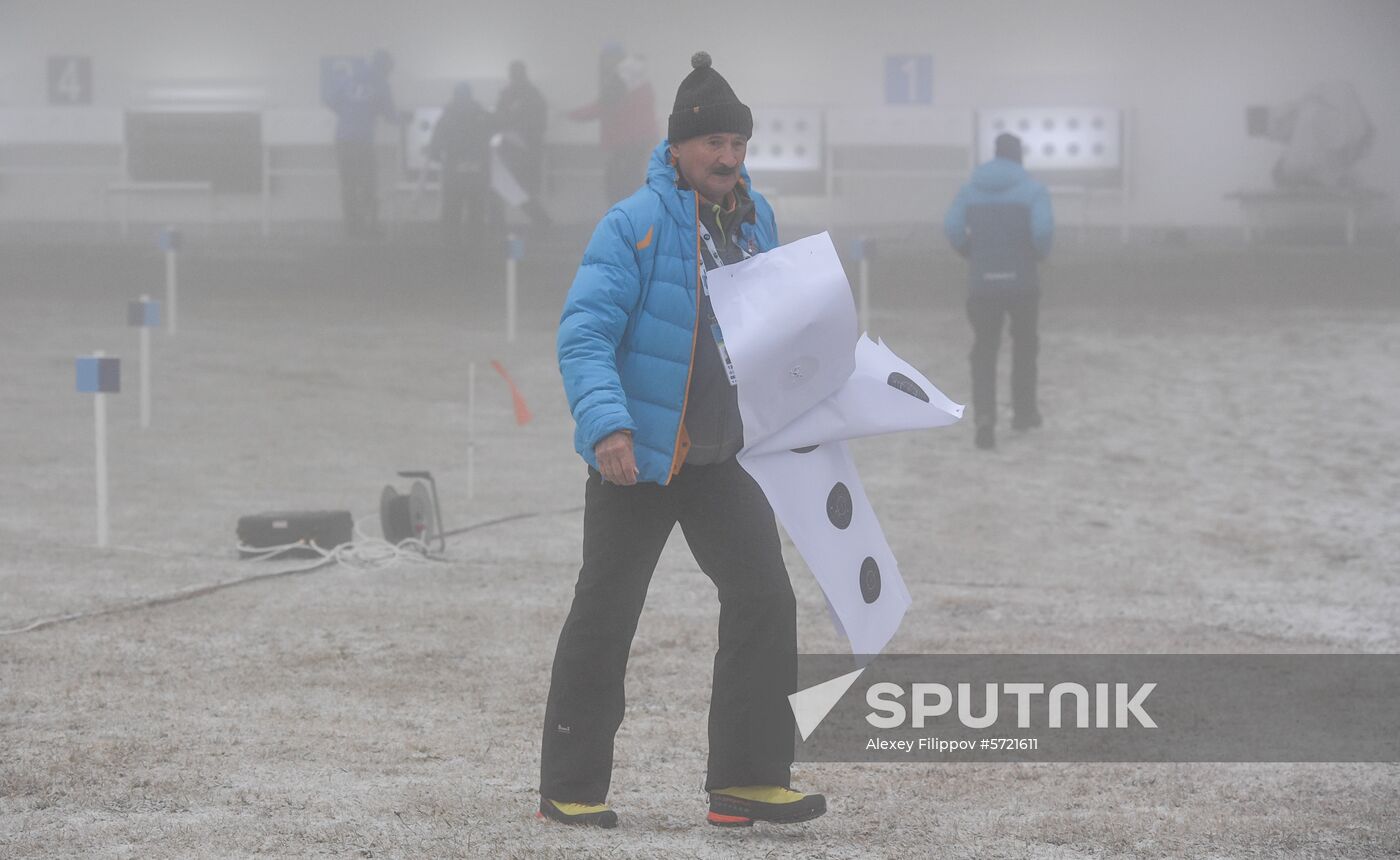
568, 45, 659, 207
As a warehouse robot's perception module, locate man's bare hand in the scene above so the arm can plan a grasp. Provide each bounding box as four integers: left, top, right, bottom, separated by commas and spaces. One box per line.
595, 430, 638, 486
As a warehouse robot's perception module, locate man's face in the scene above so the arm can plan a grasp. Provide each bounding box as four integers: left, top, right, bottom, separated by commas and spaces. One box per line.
670, 133, 748, 204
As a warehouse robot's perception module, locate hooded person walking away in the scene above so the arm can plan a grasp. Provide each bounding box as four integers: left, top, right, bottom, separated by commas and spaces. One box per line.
944, 132, 1054, 450
538, 51, 827, 830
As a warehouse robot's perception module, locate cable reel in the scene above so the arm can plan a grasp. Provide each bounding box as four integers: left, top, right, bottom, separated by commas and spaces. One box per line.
379, 470, 446, 553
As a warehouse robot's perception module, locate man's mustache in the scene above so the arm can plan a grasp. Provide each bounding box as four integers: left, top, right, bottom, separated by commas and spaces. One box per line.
710, 167, 737, 176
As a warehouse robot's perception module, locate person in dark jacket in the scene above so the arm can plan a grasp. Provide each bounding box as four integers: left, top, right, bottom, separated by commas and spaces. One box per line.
494, 60, 551, 226
326, 50, 398, 238
944, 133, 1054, 449
428, 81, 497, 242
538, 51, 826, 831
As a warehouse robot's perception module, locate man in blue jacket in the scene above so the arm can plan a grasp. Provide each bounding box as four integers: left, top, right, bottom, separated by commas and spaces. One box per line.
539, 52, 826, 830
944, 133, 1054, 450
326, 50, 398, 238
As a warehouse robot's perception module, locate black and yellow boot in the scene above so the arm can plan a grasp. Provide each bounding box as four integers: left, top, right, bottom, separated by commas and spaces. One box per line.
537, 797, 619, 829
707, 785, 827, 827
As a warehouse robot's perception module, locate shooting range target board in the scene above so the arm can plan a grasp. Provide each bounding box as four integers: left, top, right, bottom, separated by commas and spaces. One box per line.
744, 107, 823, 172
976, 108, 1122, 171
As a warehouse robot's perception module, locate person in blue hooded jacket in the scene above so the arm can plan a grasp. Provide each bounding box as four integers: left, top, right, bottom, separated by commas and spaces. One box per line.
944, 133, 1054, 450
325, 50, 398, 238
538, 52, 826, 830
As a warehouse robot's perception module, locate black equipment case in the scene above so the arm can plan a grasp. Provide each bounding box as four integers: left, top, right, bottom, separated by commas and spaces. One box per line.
236, 510, 354, 559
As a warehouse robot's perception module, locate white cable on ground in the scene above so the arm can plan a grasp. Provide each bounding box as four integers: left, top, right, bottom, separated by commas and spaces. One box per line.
0, 508, 576, 637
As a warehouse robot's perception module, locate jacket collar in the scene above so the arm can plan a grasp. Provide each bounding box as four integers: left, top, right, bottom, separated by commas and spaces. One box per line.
646, 139, 755, 230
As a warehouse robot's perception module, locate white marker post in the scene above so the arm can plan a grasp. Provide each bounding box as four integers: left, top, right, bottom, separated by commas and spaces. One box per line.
127, 295, 160, 428
854, 236, 873, 335
505, 234, 523, 344
96, 382, 108, 547
76, 352, 121, 548
160, 226, 180, 336
466, 361, 477, 501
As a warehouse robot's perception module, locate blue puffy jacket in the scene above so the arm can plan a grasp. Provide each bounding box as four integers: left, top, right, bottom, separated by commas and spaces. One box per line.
944, 158, 1053, 290
558, 140, 778, 485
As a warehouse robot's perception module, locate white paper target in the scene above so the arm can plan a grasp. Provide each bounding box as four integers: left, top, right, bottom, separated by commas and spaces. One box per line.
744, 107, 823, 172
707, 232, 964, 656
977, 107, 1121, 170
403, 107, 442, 173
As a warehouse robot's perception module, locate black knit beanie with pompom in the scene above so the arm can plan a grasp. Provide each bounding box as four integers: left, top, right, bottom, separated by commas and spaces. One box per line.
667, 51, 753, 142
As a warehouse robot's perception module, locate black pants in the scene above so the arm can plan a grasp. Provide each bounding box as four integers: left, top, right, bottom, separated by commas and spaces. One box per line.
335, 140, 379, 236
540, 459, 797, 802
967, 289, 1040, 429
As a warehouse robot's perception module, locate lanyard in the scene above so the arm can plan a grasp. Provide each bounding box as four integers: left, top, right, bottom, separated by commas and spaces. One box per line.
698, 211, 754, 386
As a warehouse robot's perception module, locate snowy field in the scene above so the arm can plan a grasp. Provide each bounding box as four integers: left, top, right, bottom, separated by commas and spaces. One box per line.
2, 229, 1398, 858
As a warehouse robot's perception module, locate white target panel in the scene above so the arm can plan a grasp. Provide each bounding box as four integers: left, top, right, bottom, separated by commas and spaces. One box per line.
976, 108, 1121, 171
403, 107, 442, 173
744, 107, 823, 172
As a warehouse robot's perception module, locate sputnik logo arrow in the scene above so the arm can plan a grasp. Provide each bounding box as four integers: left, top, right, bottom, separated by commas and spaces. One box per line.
788, 667, 867, 741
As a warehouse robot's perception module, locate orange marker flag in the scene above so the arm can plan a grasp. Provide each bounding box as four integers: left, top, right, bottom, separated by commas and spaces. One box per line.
490, 359, 533, 426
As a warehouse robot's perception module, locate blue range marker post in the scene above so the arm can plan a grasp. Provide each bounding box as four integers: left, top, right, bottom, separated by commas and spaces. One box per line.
127, 295, 161, 428
506, 234, 524, 343
158, 226, 181, 335
76, 352, 121, 547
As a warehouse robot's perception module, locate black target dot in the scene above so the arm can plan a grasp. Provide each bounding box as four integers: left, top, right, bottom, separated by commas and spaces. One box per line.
826, 483, 853, 529
887, 372, 929, 402
791, 445, 819, 454
860, 557, 881, 603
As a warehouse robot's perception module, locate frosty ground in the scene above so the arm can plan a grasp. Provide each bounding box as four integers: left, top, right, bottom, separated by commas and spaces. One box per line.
2, 228, 1397, 858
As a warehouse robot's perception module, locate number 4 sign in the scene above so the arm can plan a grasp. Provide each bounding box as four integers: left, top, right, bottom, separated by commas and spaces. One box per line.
48, 56, 93, 105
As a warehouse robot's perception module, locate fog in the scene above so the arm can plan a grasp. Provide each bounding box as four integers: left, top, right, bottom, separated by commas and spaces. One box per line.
2, 2, 1399, 858
2, 0, 1398, 229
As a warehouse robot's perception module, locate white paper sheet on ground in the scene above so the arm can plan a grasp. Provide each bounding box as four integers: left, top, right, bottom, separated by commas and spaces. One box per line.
489, 133, 528, 208
706, 231, 963, 656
